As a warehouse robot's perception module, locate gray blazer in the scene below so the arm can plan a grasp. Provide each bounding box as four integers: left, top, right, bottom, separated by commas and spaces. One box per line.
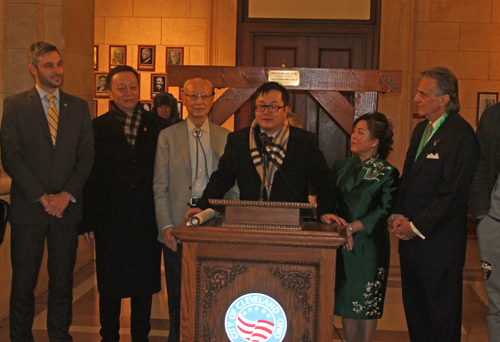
153, 120, 237, 242
1, 87, 94, 225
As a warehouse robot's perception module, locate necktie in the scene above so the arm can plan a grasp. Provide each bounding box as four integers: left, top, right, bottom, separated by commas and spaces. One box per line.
46, 94, 59, 145
424, 122, 433, 145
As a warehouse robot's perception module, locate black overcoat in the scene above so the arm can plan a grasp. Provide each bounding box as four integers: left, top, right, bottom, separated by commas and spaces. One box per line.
81, 108, 167, 298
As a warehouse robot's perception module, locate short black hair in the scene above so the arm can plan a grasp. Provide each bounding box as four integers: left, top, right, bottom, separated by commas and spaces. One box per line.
253, 82, 289, 107
354, 112, 394, 160
28, 42, 60, 66
106, 65, 139, 89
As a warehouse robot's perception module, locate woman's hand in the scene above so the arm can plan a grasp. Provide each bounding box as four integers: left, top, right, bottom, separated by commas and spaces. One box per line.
320, 213, 347, 226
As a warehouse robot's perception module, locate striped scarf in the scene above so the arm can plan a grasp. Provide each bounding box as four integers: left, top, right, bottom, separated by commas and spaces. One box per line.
113, 102, 142, 146
249, 118, 289, 199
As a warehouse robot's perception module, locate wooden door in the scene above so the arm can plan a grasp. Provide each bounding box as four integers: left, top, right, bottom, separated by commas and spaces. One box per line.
243, 34, 371, 165
236, 0, 381, 164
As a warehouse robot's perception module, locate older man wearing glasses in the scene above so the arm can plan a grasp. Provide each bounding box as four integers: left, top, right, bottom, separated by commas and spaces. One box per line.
187, 81, 339, 225
153, 77, 238, 342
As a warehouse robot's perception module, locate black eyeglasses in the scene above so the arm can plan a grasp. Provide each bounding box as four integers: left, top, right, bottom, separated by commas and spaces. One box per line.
254, 104, 285, 113
183, 94, 214, 101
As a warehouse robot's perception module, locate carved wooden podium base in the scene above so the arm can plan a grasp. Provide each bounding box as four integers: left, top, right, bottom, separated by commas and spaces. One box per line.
172, 217, 346, 341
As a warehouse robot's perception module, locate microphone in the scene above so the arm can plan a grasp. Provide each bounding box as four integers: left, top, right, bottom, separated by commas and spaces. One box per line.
259, 133, 272, 155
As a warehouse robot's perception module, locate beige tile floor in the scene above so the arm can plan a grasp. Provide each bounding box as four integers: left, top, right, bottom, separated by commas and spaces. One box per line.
0, 234, 489, 341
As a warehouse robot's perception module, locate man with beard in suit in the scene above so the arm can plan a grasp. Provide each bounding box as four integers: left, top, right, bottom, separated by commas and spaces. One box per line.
1, 41, 94, 341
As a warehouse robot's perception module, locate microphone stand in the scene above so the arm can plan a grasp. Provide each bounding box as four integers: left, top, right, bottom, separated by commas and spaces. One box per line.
259, 143, 268, 201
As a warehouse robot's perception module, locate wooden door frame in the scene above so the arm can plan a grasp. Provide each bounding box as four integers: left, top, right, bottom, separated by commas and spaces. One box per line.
236, 0, 382, 69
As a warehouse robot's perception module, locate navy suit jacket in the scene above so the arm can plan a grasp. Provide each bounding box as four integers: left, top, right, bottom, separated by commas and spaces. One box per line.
200, 126, 335, 217
394, 112, 479, 269
1, 87, 94, 225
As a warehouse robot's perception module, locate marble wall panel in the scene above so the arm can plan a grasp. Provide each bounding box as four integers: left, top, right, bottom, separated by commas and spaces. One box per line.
161, 18, 205, 46
489, 52, 500, 80
64, 0, 93, 14
133, 0, 190, 18
494, 0, 500, 22
214, 0, 236, 66
105, 17, 162, 45
415, 0, 430, 22
460, 23, 500, 51
44, 5, 64, 48
5, 48, 33, 96
191, 0, 208, 18
430, 0, 492, 22
62, 50, 93, 96
95, 0, 133, 17
412, 50, 429, 77
94, 17, 105, 44
414, 22, 460, 51
5, 3, 41, 48
63, 6, 94, 55
459, 79, 500, 108
427, 51, 490, 80
189, 45, 205, 65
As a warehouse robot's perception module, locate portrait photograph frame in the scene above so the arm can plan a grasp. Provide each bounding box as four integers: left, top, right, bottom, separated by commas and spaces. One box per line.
109, 45, 127, 68
140, 100, 153, 112
94, 72, 109, 98
137, 45, 156, 71
94, 45, 99, 71
166, 47, 184, 71
151, 74, 167, 98
477, 92, 499, 124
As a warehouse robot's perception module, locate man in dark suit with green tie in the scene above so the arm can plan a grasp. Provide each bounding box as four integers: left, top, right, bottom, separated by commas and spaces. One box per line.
391, 66, 479, 341
1, 41, 94, 341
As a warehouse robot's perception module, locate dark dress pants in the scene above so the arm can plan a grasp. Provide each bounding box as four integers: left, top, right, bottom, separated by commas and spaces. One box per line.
163, 244, 182, 342
99, 294, 153, 342
400, 256, 463, 342
10, 222, 79, 342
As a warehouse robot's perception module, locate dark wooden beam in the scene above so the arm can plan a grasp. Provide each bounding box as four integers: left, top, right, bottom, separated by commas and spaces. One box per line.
210, 88, 255, 125
354, 92, 378, 120
310, 90, 354, 134
167, 66, 402, 93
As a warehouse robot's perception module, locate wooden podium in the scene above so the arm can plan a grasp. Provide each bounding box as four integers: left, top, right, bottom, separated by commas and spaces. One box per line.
172, 203, 346, 341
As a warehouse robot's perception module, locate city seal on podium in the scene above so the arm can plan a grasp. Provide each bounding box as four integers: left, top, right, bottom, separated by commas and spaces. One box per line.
225, 293, 287, 342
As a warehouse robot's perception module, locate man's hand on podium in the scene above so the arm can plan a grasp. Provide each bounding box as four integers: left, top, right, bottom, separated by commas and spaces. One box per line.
185, 207, 202, 222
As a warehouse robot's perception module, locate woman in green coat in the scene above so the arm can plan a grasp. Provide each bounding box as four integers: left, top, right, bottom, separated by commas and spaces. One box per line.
331, 112, 399, 342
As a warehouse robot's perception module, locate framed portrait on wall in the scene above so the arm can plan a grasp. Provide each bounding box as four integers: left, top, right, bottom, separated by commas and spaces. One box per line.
166, 47, 184, 70
151, 74, 167, 98
477, 92, 499, 124
94, 45, 99, 71
109, 45, 127, 68
141, 100, 153, 112
94, 73, 109, 98
138, 45, 155, 71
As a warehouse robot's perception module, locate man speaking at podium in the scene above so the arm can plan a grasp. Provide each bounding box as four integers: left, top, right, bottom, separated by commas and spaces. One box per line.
189, 82, 341, 224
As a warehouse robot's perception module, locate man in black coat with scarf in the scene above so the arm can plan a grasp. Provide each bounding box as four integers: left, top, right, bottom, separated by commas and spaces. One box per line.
81, 65, 168, 342
188, 82, 341, 225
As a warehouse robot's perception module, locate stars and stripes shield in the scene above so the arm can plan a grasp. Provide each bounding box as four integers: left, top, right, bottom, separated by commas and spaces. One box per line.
225, 293, 287, 342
